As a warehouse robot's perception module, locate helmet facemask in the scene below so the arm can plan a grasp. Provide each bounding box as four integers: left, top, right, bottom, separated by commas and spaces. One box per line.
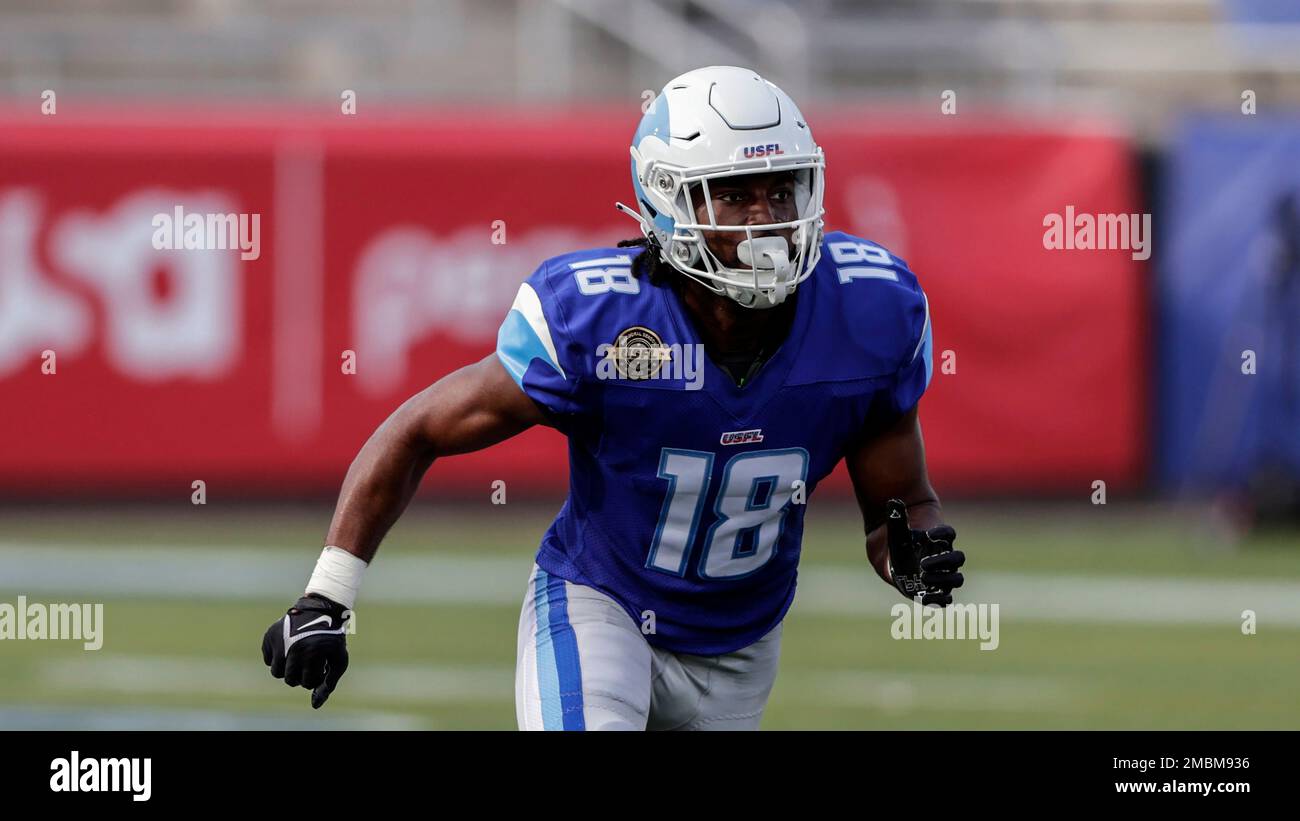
627, 149, 825, 310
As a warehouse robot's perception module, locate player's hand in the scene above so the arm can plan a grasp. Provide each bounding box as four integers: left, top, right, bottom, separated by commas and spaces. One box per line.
884, 498, 964, 606
262, 594, 351, 709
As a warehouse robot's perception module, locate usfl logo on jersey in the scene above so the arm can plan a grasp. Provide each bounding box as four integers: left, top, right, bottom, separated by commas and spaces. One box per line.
720, 428, 764, 446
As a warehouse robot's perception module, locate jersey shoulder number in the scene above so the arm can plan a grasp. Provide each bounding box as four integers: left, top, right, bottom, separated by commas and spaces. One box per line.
496, 246, 652, 420
806, 231, 932, 403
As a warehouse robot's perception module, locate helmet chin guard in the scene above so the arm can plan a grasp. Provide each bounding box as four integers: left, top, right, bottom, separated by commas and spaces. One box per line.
616, 66, 825, 310
728, 236, 793, 309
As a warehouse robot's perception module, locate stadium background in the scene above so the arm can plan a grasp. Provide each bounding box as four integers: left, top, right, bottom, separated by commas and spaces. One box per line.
1, 0, 1298, 729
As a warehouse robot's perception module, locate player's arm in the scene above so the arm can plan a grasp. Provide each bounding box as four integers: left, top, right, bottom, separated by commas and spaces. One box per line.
325, 353, 547, 562
262, 353, 547, 707
846, 403, 964, 605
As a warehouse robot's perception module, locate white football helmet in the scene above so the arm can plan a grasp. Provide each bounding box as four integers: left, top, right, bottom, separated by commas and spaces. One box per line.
617, 66, 825, 310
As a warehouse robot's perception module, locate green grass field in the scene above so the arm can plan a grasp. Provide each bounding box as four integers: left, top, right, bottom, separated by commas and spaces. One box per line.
1, 500, 1297, 729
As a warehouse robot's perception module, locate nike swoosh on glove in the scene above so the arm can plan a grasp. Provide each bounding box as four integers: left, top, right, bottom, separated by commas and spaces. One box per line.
262, 594, 350, 709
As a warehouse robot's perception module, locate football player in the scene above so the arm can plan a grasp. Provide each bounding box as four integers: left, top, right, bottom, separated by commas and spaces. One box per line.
262, 65, 964, 729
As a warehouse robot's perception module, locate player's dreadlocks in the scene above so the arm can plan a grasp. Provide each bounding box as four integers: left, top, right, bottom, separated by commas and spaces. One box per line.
617, 236, 674, 284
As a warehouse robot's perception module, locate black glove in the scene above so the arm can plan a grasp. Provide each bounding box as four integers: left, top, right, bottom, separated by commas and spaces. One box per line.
885, 498, 965, 606
262, 594, 351, 709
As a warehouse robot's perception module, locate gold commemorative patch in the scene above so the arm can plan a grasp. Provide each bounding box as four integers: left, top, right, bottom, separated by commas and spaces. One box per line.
607, 326, 672, 380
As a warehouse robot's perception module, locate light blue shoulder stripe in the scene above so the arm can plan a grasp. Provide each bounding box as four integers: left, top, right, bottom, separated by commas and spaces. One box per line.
497, 309, 562, 387
496, 282, 565, 388
912, 292, 933, 389
919, 315, 933, 388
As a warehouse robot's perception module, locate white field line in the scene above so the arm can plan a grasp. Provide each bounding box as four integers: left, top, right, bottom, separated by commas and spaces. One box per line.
40, 654, 512, 704
778, 670, 1084, 713
3, 543, 1299, 626
0, 704, 425, 731
37, 654, 1084, 714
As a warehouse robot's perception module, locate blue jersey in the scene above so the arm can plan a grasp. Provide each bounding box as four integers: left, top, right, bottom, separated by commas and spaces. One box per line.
495, 230, 933, 655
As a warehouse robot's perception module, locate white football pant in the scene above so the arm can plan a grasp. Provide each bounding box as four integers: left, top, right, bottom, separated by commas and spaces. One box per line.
515, 563, 783, 731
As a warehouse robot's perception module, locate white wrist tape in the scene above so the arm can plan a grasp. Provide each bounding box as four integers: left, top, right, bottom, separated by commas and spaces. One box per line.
305, 545, 368, 610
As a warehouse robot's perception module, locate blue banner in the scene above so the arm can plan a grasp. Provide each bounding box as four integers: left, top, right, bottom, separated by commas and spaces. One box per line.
1159, 116, 1300, 491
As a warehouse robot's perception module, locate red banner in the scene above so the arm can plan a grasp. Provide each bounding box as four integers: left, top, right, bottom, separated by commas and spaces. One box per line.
0, 107, 1144, 497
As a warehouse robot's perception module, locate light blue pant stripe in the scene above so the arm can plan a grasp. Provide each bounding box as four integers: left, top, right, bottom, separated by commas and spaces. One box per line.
533, 567, 586, 730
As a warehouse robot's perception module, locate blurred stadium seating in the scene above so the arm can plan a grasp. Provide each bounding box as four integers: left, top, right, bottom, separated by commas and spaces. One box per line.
4, 0, 1300, 138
